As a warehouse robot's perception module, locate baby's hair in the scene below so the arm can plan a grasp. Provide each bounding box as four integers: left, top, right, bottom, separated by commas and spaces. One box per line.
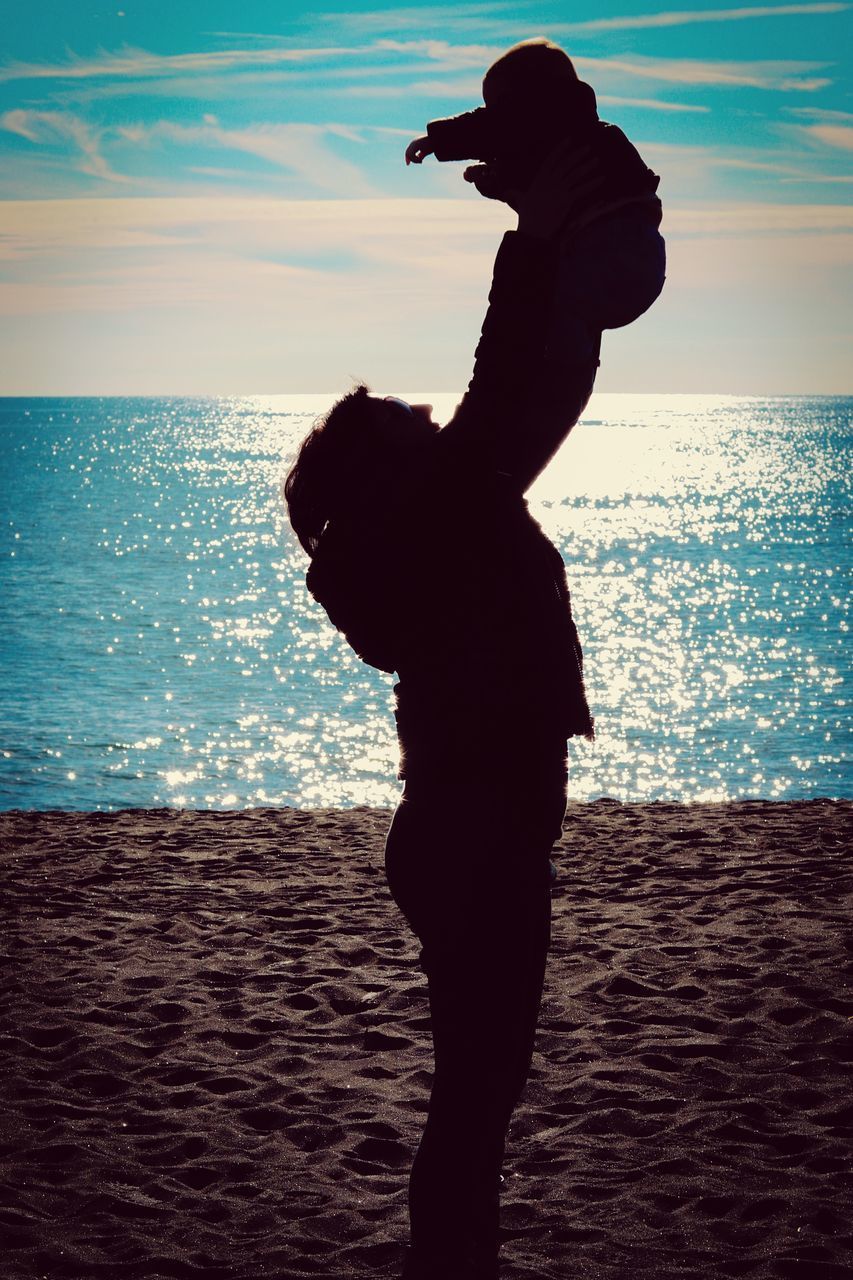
483, 38, 578, 102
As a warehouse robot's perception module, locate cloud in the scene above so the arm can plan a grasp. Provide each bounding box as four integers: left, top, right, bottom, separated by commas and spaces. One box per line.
1, 195, 849, 393
342, 81, 710, 110
783, 109, 853, 151
571, 54, 832, 91
45, 63, 459, 109
1, 108, 382, 197
622, 141, 850, 193
789, 174, 853, 181
798, 123, 853, 149
598, 96, 710, 113
119, 120, 378, 196
316, 4, 524, 33
3, 193, 848, 262
337, 81, 708, 111
786, 107, 853, 121
0, 42, 364, 82
1, 36, 830, 120
336, 76, 483, 98
372, 42, 834, 91
557, 4, 850, 33
374, 38, 495, 65
0, 108, 127, 181
665, 203, 853, 233
665, 230, 853, 297
312, 2, 850, 35
9, 46, 497, 111
0, 196, 513, 321
0, 196, 499, 271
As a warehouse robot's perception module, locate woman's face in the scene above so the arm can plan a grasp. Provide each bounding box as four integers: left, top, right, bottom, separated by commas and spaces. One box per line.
373, 396, 439, 451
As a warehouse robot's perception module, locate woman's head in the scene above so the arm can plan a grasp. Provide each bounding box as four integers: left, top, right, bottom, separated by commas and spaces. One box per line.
284, 385, 437, 555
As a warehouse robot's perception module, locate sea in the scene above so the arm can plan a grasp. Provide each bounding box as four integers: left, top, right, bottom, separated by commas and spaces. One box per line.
0, 394, 849, 811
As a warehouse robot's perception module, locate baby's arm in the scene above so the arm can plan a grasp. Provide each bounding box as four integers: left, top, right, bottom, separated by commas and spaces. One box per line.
405, 107, 493, 167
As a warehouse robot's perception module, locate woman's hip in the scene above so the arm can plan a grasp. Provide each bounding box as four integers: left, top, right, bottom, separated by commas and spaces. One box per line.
384, 763, 566, 973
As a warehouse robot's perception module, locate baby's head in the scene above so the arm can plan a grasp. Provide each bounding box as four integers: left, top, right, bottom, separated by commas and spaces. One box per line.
483, 38, 579, 109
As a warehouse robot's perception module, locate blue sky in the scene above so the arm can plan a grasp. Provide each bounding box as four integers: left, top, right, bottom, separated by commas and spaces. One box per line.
1, 0, 851, 393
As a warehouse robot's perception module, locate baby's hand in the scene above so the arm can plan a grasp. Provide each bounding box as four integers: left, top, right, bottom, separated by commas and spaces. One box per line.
405, 136, 433, 165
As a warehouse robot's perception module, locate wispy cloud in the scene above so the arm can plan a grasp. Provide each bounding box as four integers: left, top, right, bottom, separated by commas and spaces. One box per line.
335, 76, 483, 99
636, 138, 853, 191
0, 195, 512, 313
779, 173, 853, 181
783, 107, 853, 150
44, 61, 471, 109
316, 4, 526, 33
786, 106, 853, 121
0, 39, 497, 113
374, 38, 495, 65
798, 123, 853, 149
1, 195, 849, 393
334, 79, 711, 109
121, 119, 378, 196
783, 106, 850, 124
572, 54, 832, 91
0, 36, 831, 110
0, 106, 386, 196
666, 202, 853, 232
3, 193, 850, 327
598, 95, 710, 113
375, 42, 834, 91
0, 43, 363, 82
558, 4, 850, 34
3, 194, 848, 259
313, 1, 850, 35
0, 108, 127, 181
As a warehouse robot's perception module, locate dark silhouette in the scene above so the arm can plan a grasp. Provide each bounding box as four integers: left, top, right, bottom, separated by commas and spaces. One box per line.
285, 150, 635, 1279
406, 37, 666, 364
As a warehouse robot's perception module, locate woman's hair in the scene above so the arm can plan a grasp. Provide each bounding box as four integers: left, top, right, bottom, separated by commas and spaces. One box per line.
284, 383, 375, 556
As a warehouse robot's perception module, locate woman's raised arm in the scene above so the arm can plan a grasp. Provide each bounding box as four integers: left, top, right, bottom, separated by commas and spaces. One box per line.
439, 140, 604, 490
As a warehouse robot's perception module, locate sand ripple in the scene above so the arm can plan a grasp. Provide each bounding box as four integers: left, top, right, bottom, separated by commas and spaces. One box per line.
1, 800, 851, 1278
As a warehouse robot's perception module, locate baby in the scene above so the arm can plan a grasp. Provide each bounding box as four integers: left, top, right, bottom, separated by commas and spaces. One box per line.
406, 38, 666, 366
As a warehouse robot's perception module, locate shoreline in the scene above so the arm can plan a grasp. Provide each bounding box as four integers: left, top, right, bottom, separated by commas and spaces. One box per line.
2, 799, 851, 1279
2, 794, 851, 812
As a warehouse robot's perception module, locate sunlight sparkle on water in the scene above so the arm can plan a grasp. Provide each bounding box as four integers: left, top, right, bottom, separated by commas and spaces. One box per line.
0, 393, 849, 809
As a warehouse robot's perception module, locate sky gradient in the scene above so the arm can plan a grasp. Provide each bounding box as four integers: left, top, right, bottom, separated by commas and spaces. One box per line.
1, 0, 851, 393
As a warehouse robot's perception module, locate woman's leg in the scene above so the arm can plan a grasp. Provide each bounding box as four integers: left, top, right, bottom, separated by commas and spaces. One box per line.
385, 768, 566, 1277
408, 872, 551, 1276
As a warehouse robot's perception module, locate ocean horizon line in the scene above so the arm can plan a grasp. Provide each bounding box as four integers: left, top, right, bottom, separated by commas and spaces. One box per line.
2, 390, 852, 400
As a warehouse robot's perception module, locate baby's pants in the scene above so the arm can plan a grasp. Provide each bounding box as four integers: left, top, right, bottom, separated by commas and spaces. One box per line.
550, 209, 667, 366
384, 757, 568, 1279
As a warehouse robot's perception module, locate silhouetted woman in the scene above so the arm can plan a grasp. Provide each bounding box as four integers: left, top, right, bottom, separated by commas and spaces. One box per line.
285, 152, 596, 1280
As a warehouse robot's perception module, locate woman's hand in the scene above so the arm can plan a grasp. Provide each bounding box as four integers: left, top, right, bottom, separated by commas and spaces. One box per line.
463, 162, 512, 203
515, 139, 605, 240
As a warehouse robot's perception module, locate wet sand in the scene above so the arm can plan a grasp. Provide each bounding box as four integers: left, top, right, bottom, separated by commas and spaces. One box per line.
1, 800, 851, 1280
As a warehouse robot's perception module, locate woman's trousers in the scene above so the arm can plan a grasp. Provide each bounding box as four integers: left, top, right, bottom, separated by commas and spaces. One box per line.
384, 761, 567, 1278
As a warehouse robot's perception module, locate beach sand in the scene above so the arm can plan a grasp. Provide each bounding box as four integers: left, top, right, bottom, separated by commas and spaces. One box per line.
1, 800, 851, 1280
